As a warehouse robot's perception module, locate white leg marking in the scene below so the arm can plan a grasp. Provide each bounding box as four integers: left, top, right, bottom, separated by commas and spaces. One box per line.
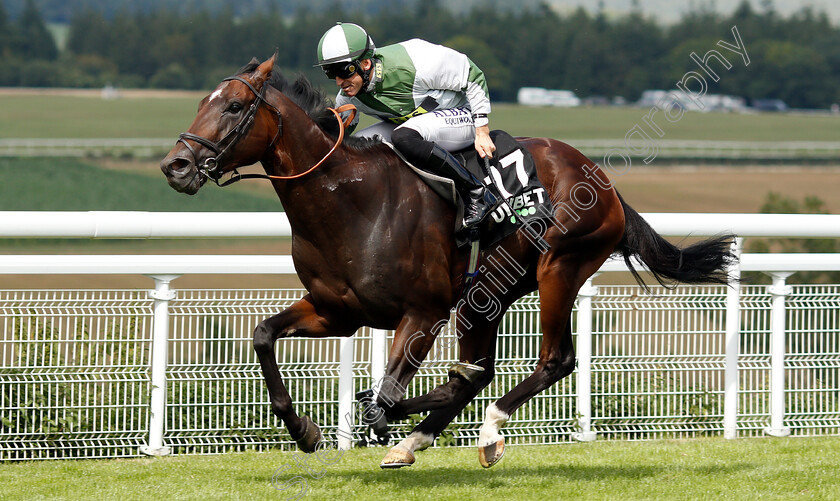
478, 403, 509, 447
394, 431, 435, 454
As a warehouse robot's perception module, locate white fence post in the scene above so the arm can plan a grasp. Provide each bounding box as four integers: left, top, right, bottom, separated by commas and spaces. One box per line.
723, 238, 743, 439
140, 274, 180, 456
370, 329, 388, 397
764, 271, 794, 437
572, 274, 598, 442
337, 336, 355, 450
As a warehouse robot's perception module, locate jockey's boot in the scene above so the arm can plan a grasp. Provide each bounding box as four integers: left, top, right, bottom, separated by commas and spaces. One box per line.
427, 144, 496, 228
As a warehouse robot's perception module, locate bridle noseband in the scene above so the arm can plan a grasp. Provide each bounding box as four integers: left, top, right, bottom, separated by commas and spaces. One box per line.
177, 76, 282, 186
175, 75, 356, 187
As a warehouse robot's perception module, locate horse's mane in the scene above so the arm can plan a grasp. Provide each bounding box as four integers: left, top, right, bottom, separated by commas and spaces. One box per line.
236, 59, 381, 151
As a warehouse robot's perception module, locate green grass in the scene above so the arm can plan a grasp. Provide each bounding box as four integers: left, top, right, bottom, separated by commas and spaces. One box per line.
491, 104, 840, 142
0, 95, 202, 139
0, 158, 280, 212
0, 437, 838, 500
2, 93, 838, 142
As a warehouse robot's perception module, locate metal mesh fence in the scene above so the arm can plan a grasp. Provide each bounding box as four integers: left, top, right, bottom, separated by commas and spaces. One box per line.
590, 285, 728, 440
2, 284, 839, 460
0, 290, 152, 459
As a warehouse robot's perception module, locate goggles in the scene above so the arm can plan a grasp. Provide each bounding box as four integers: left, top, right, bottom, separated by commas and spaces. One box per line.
323, 61, 360, 80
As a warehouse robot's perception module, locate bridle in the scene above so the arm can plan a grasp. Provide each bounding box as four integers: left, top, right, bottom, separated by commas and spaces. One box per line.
176, 75, 356, 187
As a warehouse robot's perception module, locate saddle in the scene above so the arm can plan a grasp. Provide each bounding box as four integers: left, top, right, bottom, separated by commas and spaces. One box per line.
387, 130, 554, 249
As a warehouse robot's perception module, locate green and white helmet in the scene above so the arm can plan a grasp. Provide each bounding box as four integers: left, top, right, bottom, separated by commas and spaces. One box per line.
316, 22, 376, 66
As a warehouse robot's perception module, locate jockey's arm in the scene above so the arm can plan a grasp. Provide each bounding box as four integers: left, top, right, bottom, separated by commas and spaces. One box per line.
413, 41, 495, 157
456, 55, 495, 158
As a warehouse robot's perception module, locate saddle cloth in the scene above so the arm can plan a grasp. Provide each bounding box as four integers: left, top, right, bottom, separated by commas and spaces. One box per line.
387, 130, 554, 248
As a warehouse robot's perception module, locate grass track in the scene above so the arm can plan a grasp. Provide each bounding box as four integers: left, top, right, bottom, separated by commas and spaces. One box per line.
2, 93, 838, 142
0, 95, 203, 139
0, 158, 280, 212
0, 437, 838, 500
492, 104, 840, 142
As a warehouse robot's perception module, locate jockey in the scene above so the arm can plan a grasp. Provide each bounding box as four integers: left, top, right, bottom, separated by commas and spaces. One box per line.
316, 22, 497, 229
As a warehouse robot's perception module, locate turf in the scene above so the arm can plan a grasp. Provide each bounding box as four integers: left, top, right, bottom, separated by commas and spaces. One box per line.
0, 437, 837, 500
0, 158, 280, 212
492, 104, 840, 142
2, 93, 838, 142
0, 94, 202, 139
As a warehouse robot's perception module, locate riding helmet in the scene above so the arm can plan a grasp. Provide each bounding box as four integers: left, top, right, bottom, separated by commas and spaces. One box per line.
316, 22, 376, 66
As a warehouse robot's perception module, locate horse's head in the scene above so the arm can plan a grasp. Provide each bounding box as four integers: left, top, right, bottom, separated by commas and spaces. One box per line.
160, 54, 280, 194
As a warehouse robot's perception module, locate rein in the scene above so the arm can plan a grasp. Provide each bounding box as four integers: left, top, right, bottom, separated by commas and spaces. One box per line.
253, 103, 356, 183
177, 76, 356, 187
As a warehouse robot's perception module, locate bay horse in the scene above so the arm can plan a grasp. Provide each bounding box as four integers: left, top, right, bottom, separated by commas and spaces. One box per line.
160, 54, 734, 468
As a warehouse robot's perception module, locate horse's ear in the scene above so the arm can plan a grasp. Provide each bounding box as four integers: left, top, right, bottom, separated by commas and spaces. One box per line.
253, 52, 277, 88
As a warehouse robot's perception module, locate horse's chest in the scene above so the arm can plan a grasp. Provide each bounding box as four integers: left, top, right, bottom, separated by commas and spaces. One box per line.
296, 252, 397, 304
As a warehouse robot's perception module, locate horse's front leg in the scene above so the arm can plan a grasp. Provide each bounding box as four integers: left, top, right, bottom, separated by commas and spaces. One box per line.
253, 294, 354, 452
365, 310, 460, 468
373, 311, 448, 421
377, 293, 518, 468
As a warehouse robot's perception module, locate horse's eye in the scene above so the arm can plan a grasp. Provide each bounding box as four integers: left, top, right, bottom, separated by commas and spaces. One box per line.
227, 102, 243, 114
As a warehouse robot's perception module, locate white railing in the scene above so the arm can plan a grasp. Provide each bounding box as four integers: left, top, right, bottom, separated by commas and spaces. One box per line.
0, 138, 174, 158
1, 212, 839, 460
572, 139, 840, 159
2, 139, 840, 160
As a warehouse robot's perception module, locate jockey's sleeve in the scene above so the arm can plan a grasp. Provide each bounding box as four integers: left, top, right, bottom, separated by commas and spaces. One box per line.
410, 40, 491, 126
463, 58, 491, 127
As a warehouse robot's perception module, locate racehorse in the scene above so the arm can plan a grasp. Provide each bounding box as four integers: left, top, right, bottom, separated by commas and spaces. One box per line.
160, 54, 735, 468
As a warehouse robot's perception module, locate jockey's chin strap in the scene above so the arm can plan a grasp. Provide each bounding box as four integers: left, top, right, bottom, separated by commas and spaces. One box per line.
177, 75, 356, 187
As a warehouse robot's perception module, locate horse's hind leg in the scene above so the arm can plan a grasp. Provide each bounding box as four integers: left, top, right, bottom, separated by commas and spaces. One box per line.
380, 311, 501, 468
477, 262, 582, 468
253, 294, 354, 452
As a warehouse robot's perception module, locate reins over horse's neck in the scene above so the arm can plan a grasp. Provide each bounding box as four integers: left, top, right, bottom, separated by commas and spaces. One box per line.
263, 102, 356, 181
212, 87, 356, 187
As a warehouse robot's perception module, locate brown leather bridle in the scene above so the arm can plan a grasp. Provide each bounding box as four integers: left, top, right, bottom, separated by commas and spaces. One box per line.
177, 75, 356, 187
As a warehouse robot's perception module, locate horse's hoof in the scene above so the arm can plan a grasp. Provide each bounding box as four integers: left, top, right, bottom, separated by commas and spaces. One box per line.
478, 438, 505, 468
293, 415, 322, 453
380, 447, 415, 469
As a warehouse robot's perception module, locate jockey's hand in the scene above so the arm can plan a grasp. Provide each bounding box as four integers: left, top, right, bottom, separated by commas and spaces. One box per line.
475, 125, 496, 159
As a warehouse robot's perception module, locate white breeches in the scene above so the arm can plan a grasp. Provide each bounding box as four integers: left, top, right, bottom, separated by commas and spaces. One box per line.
356, 107, 476, 152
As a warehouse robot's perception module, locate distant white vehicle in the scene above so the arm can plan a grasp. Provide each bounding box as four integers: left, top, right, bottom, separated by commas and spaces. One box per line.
636, 89, 745, 112
636, 89, 670, 108
517, 87, 581, 107
703, 94, 746, 112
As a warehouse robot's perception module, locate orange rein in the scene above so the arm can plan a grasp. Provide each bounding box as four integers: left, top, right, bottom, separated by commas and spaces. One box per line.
264, 104, 357, 180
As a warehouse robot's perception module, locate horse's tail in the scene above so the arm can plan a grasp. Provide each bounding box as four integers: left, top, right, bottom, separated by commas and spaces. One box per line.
615, 191, 736, 289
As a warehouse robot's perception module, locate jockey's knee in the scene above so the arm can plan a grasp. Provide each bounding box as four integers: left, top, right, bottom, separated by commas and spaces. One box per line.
391, 127, 432, 164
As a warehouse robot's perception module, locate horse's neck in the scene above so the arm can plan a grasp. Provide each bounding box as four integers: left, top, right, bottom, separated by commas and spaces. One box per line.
281, 154, 411, 228
261, 108, 409, 238
260, 92, 454, 258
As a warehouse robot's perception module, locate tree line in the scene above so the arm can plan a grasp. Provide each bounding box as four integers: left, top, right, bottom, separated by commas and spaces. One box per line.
1, 0, 839, 108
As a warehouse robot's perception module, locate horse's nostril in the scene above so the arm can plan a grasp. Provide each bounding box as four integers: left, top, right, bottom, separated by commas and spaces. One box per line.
164, 157, 192, 174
